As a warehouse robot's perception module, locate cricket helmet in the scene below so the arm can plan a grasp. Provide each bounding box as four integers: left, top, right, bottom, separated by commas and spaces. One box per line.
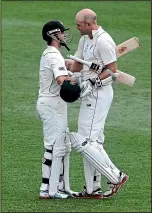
42, 20, 72, 50
60, 80, 81, 103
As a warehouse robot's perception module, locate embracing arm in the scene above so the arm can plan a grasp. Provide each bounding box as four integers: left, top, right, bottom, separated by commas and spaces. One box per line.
65, 59, 83, 72
56, 75, 69, 85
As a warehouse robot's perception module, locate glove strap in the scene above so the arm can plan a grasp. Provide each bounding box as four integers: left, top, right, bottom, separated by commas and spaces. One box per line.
89, 76, 102, 87
88, 78, 95, 85
95, 76, 102, 87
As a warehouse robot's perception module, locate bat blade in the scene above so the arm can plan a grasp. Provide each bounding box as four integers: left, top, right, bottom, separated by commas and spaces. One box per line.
116, 37, 140, 58
116, 70, 136, 87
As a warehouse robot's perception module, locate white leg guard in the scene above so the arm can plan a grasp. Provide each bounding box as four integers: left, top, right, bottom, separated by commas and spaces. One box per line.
58, 154, 71, 192
68, 132, 120, 184
63, 131, 71, 191
97, 143, 121, 178
93, 170, 101, 191
63, 153, 70, 191
58, 158, 64, 190
83, 158, 95, 194
40, 148, 52, 192
58, 130, 71, 192
93, 131, 105, 191
49, 133, 66, 196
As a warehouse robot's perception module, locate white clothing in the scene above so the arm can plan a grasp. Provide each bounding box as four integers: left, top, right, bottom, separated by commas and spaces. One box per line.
39, 46, 68, 97
75, 26, 116, 142
74, 26, 116, 81
36, 45, 69, 196
36, 96, 67, 149
37, 45, 68, 147
78, 85, 113, 142
74, 27, 117, 193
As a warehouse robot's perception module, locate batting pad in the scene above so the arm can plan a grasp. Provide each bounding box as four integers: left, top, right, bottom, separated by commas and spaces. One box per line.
49, 133, 67, 196
63, 154, 70, 191
83, 157, 95, 194
40, 149, 53, 192
68, 132, 119, 184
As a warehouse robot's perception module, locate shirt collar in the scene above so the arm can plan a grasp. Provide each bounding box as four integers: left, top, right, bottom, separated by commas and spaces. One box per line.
47, 45, 60, 53
92, 26, 104, 38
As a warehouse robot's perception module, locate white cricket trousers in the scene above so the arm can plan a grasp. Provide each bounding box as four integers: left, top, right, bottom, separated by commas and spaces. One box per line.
78, 85, 113, 141
78, 85, 113, 193
36, 96, 67, 149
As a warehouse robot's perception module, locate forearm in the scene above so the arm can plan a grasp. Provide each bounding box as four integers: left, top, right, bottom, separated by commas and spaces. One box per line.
65, 59, 83, 72
56, 75, 70, 85
65, 59, 74, 70
99, 62, 117, 80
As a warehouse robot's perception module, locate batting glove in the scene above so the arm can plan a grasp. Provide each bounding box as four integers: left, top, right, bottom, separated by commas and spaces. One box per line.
80, 80, 92, 98
88, 73, 120, 88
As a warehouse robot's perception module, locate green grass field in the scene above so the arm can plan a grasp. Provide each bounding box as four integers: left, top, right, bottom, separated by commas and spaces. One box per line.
2, 1, 151, 212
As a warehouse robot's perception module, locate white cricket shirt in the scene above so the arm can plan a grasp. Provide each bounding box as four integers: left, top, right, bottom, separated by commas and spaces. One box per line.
74, 26, 116, 80
38, 46, 68, 97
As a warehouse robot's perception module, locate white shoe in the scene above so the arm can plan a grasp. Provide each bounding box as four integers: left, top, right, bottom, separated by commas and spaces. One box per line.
73, 186, 103, 199
50, 191, 70, 199
39, 190, 50, 199
103, 172, 129, 198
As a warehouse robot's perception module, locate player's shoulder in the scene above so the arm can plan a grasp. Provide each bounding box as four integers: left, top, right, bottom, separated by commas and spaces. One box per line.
97, 28, 111, 38
78, 35, 87, 43
97, 28, 116, 45
42, 46, 61, 57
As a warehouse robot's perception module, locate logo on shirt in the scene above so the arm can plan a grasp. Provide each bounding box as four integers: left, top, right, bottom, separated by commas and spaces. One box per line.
84, 44, 89, 53
82, 140, 88, 146
59, 66, 66, 71
90, 45, 94, 50
86, 104, 91, 107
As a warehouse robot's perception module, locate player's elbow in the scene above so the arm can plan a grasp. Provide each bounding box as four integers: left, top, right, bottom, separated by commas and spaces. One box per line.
65, 59, 74, 70
56, 76, 67, 85
71, 61, 83, 72
106, 61, 117, 73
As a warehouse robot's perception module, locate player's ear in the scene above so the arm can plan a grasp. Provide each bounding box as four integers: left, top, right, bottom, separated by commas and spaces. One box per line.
87, 21, 92, 27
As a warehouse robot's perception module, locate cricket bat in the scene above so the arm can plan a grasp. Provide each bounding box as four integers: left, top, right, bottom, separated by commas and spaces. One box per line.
67, 37, 140, 87
116, 37, 140, 58
116, 70, 135, 87
67, 55, 136, 87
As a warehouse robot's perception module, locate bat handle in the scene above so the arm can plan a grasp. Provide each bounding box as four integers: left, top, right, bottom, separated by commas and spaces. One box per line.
67, 55, 75, 60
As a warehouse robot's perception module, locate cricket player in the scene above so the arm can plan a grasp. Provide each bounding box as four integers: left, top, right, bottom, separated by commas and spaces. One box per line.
36, 20, 78, 199
66, 9, 129, 198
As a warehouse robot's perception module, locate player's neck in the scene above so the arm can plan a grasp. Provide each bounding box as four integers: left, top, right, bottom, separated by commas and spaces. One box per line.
49, 41, 61, 51
88, 25, 99, 39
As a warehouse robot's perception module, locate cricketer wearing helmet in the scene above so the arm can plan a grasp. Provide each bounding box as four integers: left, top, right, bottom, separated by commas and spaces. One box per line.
64, 9, 129, 198
36, 20, 78, 199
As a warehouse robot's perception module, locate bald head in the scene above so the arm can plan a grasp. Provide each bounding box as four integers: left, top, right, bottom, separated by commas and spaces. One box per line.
75, 8, 97, 23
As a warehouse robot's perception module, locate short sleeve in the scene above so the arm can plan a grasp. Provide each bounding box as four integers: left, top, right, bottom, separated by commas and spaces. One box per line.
98, 38, 117, 65
45, 53, 68, 79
